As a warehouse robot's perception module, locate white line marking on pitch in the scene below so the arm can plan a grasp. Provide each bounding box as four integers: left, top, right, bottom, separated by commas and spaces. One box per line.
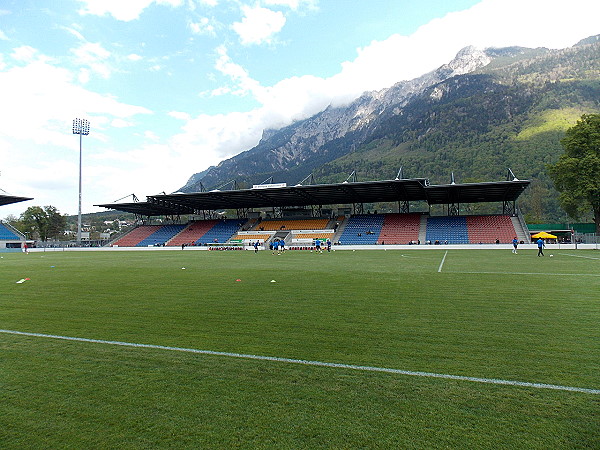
2, 329, 598, 395
456, 271, 600, 277
438, 251, 448, 273
559, 253, 600, 260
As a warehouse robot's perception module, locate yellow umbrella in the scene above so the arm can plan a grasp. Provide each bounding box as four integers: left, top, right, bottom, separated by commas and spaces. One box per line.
531, 231, 557, 239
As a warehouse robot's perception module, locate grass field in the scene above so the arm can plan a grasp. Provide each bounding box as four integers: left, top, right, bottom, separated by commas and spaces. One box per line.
1, 249, 599, 448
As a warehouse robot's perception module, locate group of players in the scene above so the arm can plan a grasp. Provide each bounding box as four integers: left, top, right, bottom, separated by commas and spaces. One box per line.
252, 238, 332, 254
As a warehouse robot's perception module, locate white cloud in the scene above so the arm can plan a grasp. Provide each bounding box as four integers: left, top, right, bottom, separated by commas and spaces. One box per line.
263, 0, 318, 11
78, 67, 91, 83
61, 26, 86, 41
144, 130, 160, 141
0, 57, 150, 147
0, 29, 8, 40
11, 46, 38, 62
127, 53, 143, 61
168, 111, 191, 121
189, 17, 216, 36
71, 42, 112, 79
111, 118, 134, 128
78, 0, 185, 21
213, 45, 263, 96
232, 5, 286, 45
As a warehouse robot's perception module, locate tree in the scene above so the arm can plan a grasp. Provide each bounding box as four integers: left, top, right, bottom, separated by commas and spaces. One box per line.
548, 114, 600, 234
45, 206, 67, 240
19, 206, 67, 241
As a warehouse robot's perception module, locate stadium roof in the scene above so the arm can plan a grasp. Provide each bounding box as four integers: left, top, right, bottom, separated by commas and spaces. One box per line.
96, 178, 530, 216
423, 180, 530, 205
0, 193, 33, 208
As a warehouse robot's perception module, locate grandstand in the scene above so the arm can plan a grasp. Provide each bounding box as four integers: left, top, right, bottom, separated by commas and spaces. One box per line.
0, 193, 32, 250
110, 212, 528, 248
100, 175, 536, 248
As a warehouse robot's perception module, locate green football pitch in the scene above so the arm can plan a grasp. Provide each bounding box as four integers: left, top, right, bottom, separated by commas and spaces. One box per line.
1, 249, 599, 448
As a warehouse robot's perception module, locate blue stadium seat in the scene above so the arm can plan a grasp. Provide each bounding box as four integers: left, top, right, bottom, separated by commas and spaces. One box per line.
0, 223, 21, 240
136, 224, 187, 246
426, 216, 468, 244
196, 219, 241, 244
338, 215, 384, 245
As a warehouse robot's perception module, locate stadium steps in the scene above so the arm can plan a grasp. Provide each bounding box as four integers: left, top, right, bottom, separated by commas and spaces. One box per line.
511, 216, 530, 242
331, 216, 348, 243
419, 215, 428, 243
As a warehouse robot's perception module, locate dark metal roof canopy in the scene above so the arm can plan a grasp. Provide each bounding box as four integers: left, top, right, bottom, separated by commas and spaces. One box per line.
149, 178, 430, 212
424, 180, 530, 205
0, 194, 33, 207
96, 177, 530, 217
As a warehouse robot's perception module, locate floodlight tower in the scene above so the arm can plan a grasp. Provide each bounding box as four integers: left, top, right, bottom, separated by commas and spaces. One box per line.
72, 118, 90, 244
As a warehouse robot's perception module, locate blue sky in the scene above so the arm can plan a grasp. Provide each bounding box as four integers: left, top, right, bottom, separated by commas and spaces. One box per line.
1, 0, 599, 219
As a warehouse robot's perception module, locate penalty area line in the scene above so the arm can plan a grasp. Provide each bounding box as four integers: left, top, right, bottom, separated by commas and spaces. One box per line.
559, 253, 600, 261
453, 271, 600, 277
1, 329, 599, 395
438, 250, 448, 273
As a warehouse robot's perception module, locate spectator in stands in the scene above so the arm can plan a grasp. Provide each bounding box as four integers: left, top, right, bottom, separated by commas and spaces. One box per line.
495, 238, 500, 244
512, 237, 518, 254
537, 238, 545, 257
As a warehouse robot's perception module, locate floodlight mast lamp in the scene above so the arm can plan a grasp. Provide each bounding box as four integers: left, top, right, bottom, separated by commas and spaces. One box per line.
72, 118, 90, 244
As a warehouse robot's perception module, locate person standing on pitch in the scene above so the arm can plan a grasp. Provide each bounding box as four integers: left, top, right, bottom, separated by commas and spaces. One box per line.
537, 238, 545, 257
512, 237, 518, 254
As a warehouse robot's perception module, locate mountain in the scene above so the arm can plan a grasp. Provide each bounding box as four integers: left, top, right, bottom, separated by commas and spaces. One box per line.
180, 37, 600, 222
